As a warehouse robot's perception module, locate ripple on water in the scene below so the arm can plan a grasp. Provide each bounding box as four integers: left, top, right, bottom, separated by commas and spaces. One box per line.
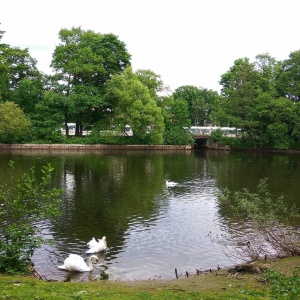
32, 178, 238, 281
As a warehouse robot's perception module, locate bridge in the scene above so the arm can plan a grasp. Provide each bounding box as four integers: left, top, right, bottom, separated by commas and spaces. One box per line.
189, 126, 240, 137
190, 126, 240, 149
193, 135, 209, 147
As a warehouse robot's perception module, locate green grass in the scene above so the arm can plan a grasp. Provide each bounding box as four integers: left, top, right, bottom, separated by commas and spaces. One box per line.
1, 256, 300, 299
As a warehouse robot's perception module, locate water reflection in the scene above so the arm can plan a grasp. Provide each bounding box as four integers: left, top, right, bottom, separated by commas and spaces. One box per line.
0, 149, 299, 281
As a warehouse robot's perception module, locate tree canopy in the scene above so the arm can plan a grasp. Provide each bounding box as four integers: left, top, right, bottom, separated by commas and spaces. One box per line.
50, 27, 131, 136
105, 67, 164, 144
1, 25, 300, 149
218, 53, 300, 149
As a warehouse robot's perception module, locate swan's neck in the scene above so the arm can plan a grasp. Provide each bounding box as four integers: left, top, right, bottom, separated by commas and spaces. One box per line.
88, 256, 94, 270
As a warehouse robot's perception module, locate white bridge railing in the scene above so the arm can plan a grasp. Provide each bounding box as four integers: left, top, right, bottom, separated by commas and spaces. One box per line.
190, 126, 241, 137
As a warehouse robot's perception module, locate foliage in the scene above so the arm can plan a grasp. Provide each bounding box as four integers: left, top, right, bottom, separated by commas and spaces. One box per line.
200, 88, 220, 125
0, 44, 41, 98
220, 58, 260, 130
218, 178, 300, 261
218, 53, 300, 149
0, 161, 62, 274
0, 42, 43, 121
135, 69, 169, 99
8, 76, 44, 116
265, 269, 300, 299
170, 99, 191, 128
210, 129, 224, 142
219, 136, 253, 149
83, 131, 139, 145
164, 126, 194, 145
2, 25, 300, 149
163, 98, 194, 145
50, 27, 131, 136
173, 85, 204, 125
105, 67, 164, 144
277, 50, 300, 103
27, 91, 66, 142
254, 53, 278, 97
27, 130, 68, 144
0, 101, 31, 143
0, 62, 9, 101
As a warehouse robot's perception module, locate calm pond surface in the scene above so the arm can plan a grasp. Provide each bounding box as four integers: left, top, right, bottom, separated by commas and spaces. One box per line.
0, 149, 300, 281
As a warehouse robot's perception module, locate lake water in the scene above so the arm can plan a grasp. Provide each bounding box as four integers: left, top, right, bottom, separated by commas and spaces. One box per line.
0, 149, 299, 281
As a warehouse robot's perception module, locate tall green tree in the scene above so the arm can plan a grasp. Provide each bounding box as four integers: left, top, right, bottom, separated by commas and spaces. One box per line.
0, 61, 9, 101
198, 88, 220, 126
105, 67, 164, 144
219, 56, 296, 149
248, 94, 294, 149
169, 99, 191, 128
277, 50, 300, 103
29, 90, 66, 142
135, 69, 169, 100
254, 53, 278, 96
51, 27, 131, 136
292, 102, 300, 142
251, 54, 294, 149
0, 28, 8, 100
164, 98, 193, 145
219, 58, 264, 146
0, 101, 31, 143
220, 58, 260, 128
266, 97, 295, 149
173, 85, 203, 125
0, 32, 43, 119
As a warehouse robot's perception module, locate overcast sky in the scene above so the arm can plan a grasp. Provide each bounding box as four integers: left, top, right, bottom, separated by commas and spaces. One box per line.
1, 0, 299, 93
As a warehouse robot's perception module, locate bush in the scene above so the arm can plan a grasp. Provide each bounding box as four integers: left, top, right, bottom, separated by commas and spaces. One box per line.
164, 127, 194, 145
83, 132, 136, 145
0, 161, 62, 274
210, 129, 223, 142
0, 102, 31, 143
217, 178, 300, 262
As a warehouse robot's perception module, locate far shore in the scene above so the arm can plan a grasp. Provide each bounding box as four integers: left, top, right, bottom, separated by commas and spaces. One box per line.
0, 144, 192, 151
1, 143, 300, 154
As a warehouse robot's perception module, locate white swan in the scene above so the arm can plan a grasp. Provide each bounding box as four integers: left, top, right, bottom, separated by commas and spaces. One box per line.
166, 180, 178, 187
57, 254, 98, 272
86, 236, 108, 254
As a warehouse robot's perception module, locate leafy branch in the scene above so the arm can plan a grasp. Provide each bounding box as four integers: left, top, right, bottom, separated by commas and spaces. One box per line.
0, 161, 63, 274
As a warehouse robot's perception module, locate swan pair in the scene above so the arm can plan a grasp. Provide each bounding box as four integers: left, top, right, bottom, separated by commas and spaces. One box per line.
57, 236, 108, 272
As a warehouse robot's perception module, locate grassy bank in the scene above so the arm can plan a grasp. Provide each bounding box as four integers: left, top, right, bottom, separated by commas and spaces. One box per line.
1, 256, 299, 299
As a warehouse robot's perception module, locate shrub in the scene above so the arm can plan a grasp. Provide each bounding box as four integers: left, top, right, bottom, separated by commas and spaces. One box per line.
217, 178, 300, 262
0, 102, 31, 143
164, 127, 194, 145
210, 128, 223, 142
0, 161, 62, 274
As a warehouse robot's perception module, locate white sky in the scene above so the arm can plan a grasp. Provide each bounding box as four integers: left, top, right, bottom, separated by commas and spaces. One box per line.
1, 0, 299, 93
